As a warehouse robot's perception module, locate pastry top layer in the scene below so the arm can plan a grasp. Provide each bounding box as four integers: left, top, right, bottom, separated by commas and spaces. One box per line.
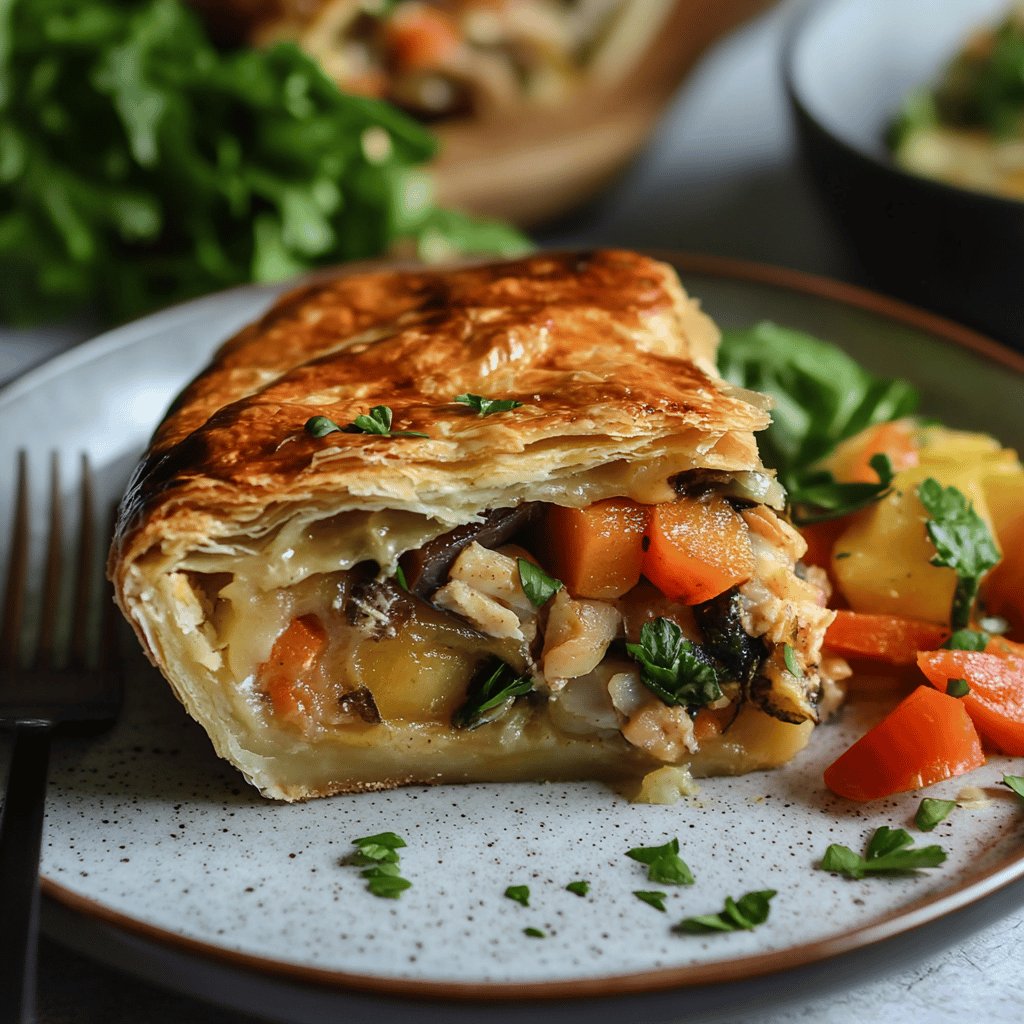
112, 250, 771, 571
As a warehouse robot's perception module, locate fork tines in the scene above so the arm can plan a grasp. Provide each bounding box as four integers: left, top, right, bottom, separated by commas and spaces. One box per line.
0, 451, 122, 730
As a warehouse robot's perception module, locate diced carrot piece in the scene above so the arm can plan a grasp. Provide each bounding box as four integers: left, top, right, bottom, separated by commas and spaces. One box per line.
844, 420, 920, 483
258, 615, 327, 719
538, 499, 648, 599
383, 7, 461, 71
641, 496, 754, 605
824, 685, 984, 801
918, 648, 1024, 755
824, 610, 950, 665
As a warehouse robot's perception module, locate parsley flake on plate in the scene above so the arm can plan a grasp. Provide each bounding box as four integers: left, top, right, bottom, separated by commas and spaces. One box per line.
915, 798, 956, 832
1003, 775, 1024, 800
674, 890, 776, 934
626, 838, 695, 886
504, 885, 530, 907
625, 618, 722, 710
820, 826, 947, 879
517, 559, 563, 608
633, 890, 668, 913
565, 880, 590, 897
351, 831, 406, 865
523, 927, 546, 938
917, 478, 1001, 630
454, 393, 524, 417
351, 833, 412, 898
361, 863, 413, 898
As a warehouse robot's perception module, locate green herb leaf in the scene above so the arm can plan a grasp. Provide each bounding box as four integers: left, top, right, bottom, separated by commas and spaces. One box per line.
915, 798, 956, 832
633, 890, 668, 912
1003, 775, 1024, 800
348, 404, 428, 438
305, 415, 343, 438
517, 558, 563, 608
393, 564, 409, 591
945, 629, 989, 651
455, 393, 524, 417
946, 678, 970, 698
566, 880, 590, 897
452, 659, 533, 730
787, 454, 895, 525
626, 838, 695, 886
504, 885, 530, 907
523, 927, 546, 938
362, 864, 413, 899
352, 831, 407, 864
820, 827, 947, 879
717, 322, 918, 482
674, 890, 776, 934
917, 478, 1001, 630
783, 643, 803, 678
625, 618, 722, 710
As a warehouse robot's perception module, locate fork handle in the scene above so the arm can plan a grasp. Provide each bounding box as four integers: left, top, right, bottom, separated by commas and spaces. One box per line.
0, 724, 52, 1024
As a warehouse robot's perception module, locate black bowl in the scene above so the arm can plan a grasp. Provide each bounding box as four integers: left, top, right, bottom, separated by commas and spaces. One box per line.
784, 0, 1024, 348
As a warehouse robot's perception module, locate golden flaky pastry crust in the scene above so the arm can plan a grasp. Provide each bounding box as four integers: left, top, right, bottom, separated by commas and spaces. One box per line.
109, 250, 800, 801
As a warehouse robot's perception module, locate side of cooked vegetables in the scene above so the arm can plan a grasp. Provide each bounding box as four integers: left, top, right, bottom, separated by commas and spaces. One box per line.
721, 322, 1024, 802
0, 0, 529, 325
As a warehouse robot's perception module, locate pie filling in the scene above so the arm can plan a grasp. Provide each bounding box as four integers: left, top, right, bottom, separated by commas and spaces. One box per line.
178, 471, 843, 776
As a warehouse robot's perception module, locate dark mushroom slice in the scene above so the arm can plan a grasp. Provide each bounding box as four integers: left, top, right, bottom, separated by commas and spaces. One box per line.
400, 503, 540, 598
338, 687, 382, 724
693, 589, 766, 686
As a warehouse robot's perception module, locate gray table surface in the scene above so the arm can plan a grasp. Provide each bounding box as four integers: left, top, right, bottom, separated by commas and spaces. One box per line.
3, 1, 1022, 1021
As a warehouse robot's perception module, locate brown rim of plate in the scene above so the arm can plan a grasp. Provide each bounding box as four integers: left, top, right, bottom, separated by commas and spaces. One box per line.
39, 251, 1024, 1003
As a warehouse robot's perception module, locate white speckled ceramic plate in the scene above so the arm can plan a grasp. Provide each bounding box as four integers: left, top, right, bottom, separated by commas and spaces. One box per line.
3, 255, 1024, 1019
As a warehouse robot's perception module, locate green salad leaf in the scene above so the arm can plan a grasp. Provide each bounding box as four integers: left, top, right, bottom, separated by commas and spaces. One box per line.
0, 0, 530, 324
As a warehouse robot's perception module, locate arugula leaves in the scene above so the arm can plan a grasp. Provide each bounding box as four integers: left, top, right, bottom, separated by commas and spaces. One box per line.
452, 659, 533, 730
517, 558, 562, 608
0, 0, 529, 325
455, 393, 524, 417
917, 479, 1001, 630
820, 826, 947, 879
915, 798, 956, 832
626, 838, 695, 886
674, 890, 776, 934
305, 407, 427, 439
625, 618, 722, 710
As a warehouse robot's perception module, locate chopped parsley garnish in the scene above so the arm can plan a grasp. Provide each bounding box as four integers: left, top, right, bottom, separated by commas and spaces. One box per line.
504, 885, 530, 907
350, 405, 429, 438
523, 927, 546, 938
626, 838, 695, 886
452, 659, 533, 730
361, 863, 413, 898
917, 479, 1001, 630
783, 643, 803, 678
915, 798, 956, 832
351, 833, 411, 898
393, 564, 409, 591
1002, 775, 1024, 800
633, 890, 668, 912
565, 880, 590, 897
820, 826, 947, 879
517, 559, 563, 608
455, 393, 524, 417
305, 415, 345, 438
946, 678, 971, 698
625, 618, 722, 710
945, 629, 989, 651
674, 890, 776, 934
352, 832, 407, 865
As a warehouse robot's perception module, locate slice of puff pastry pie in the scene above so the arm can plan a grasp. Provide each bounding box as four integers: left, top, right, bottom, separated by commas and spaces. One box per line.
109, 250, 845, 801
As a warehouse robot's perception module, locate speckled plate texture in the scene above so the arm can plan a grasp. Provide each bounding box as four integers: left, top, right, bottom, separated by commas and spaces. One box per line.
3, 255, 1024, 1004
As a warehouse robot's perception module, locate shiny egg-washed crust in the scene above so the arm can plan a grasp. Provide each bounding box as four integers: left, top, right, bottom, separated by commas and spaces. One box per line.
109, 250, 785, 799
